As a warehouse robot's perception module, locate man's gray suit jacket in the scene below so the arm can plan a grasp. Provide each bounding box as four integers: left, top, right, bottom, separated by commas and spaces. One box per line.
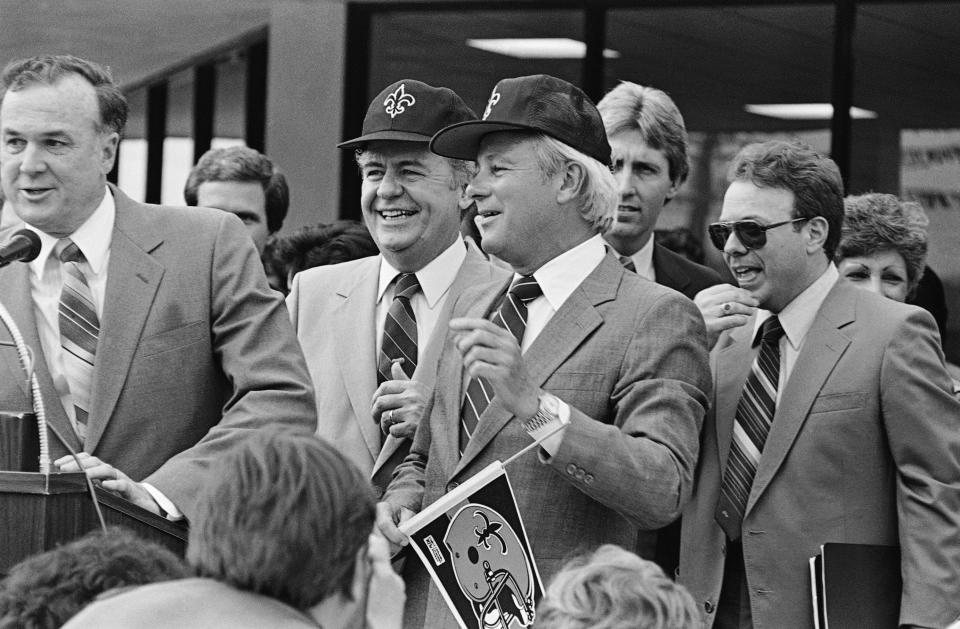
384, 252, 712, 628
0, 185, 317, 520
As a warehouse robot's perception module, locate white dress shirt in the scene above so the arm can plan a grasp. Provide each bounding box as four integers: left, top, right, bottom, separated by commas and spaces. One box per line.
524, 234, 607, 352
606, 234, 656, 282
25, 187, 180, 518
375, 238, 467, 360
753, 263, 839, 398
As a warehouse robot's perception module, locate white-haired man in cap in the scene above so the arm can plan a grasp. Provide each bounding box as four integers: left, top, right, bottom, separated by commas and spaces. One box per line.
377, 74, 711, 628
287, 80, 508, 494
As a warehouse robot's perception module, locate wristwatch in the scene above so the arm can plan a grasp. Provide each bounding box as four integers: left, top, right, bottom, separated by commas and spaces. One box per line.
521, 392, 563, 433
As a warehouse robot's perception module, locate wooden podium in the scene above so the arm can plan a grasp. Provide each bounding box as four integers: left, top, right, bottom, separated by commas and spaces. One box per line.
0, 471, 188, 572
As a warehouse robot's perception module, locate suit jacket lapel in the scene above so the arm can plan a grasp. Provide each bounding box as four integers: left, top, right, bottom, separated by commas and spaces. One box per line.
373, 244, 502, 474
712, 320, 756, 472
85, 189, 164, 453
746, 284, 854, 514
0, 262, 79, 452
453, 255, 618, 478
333, 257, 382, 463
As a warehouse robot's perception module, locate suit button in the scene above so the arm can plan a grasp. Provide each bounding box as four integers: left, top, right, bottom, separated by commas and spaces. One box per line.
704, 600, 715, 614
566, 464, 577, 476
583, 473, 594, 484
574, 469, 585, 480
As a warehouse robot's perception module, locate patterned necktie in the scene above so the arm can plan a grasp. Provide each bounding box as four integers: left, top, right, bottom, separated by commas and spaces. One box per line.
619, 255, 637, 273
715, 316, 785, 541
377, 273, 420, 384
58, 239, 100, 443
459, 276, 542, 454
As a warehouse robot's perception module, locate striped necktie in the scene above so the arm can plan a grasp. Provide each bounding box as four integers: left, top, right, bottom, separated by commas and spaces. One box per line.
715, 316, 785, 541
619, 255, 637, 273
459, 276, 542, 454
377, 273, 421, 384
58, 239, 100, 443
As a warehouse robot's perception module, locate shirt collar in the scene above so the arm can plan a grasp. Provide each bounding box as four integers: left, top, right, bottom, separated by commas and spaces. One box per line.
629, 235, 656, 281
377, 238, 467, 307
28, 186, 115, 277
753, 263, 839, 350
529, 234, 606, 311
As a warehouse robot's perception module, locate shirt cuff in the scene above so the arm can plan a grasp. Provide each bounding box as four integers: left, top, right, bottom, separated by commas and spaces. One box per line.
142, 483, 185, 521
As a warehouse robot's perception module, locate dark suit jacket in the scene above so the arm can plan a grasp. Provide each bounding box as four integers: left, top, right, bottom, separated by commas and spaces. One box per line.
652, 243, 725, 300
680, 281, 960, 629
286, 242, 509, 493
0, 186, 317, 520
384, 252, 711, 628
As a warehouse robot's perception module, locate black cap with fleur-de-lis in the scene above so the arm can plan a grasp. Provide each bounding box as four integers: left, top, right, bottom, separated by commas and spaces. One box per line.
430, 74, 611, 166
337, 79, 477, 150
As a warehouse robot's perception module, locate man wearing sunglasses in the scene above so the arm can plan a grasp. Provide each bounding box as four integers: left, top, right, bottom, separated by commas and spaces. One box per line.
679, 140, 960, 629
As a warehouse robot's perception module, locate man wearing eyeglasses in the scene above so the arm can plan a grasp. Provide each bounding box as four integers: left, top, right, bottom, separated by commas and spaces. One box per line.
679, 140, 960, 629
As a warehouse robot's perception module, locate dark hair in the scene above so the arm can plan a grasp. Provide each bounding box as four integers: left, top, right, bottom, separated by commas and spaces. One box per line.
0, 527, 187, 629
597, 81, 690, 185
187, 429, 376, 611
184, 147, 290, 234
277, 220, 379, 279
727, 140, 845, 258
1, 55, 128, 136
655, 227, 705, 265
837, 193, 928, 294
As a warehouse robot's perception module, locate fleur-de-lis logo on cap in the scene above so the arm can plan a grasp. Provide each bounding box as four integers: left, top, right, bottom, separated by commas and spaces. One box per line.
384, 83, 416, 119
483, 86, 501, 120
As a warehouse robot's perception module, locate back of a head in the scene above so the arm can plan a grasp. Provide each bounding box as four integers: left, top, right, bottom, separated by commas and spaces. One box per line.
727, 139, 845, 258
535, 545, 699, 629
597, 81, 690, 185
0, 527, 187, 629
278, 220, 379, 277
187, 429, 376, 612
183, 146, 290, 233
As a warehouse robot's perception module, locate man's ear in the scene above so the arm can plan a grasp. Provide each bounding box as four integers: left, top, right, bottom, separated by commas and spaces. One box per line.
556, 161, 586, 205
663, 178, 681, 204
100, 131, 120, 175
804, 216, 830, 254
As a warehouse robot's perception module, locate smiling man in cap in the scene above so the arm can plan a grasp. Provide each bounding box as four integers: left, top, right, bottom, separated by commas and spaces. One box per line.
287, 80, 508, 494
377, 74, 711, 628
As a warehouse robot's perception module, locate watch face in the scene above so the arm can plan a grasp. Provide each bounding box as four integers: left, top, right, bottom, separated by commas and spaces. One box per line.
540, 393, 560, 415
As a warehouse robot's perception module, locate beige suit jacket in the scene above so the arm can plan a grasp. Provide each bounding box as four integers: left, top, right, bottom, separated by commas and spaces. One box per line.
287, 242, 507, 493
680, 281, 960, 629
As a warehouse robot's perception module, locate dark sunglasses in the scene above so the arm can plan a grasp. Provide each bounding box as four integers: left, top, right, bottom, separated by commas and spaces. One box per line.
707, 218, 808, 251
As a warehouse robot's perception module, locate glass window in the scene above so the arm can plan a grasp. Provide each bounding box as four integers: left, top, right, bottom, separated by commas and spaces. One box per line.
605, 6, 835, 271
854, 2, 960, 360
162, 70, 194, 205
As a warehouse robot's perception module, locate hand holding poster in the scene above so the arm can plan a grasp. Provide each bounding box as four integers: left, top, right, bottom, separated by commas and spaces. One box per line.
399, 460, 544, 629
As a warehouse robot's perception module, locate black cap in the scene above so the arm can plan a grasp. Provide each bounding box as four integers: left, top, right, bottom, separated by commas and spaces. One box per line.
338, 80, 477, 150
430, 74, 611, 166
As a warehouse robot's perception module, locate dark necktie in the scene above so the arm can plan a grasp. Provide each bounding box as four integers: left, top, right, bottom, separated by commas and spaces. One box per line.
58, 239, 100, 443
377, 273, 420, 384
619, 255, 637, 273
715, 316, 785, 540
458, 276, 542, 454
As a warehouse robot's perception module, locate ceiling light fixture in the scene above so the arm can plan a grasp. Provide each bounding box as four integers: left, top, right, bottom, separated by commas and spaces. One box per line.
745, 103, 877, 120
466, 38, 620, 59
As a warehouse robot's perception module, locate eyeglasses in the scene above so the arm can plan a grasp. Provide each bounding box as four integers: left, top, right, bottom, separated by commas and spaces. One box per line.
707, 218, 808, 251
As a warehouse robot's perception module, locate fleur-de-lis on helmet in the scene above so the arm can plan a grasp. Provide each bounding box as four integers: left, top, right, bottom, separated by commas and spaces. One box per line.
483, 86, 501, 120
384, 84, 416, 119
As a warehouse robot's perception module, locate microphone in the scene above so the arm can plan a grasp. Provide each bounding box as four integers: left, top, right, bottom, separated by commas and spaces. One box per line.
0, 229, 41, 268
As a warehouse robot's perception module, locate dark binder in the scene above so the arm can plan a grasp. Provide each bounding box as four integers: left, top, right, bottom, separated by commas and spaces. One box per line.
809, 542, 901, 629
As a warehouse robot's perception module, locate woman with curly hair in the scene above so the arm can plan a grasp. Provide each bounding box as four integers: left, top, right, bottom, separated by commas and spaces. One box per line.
836, 192, 959, 394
